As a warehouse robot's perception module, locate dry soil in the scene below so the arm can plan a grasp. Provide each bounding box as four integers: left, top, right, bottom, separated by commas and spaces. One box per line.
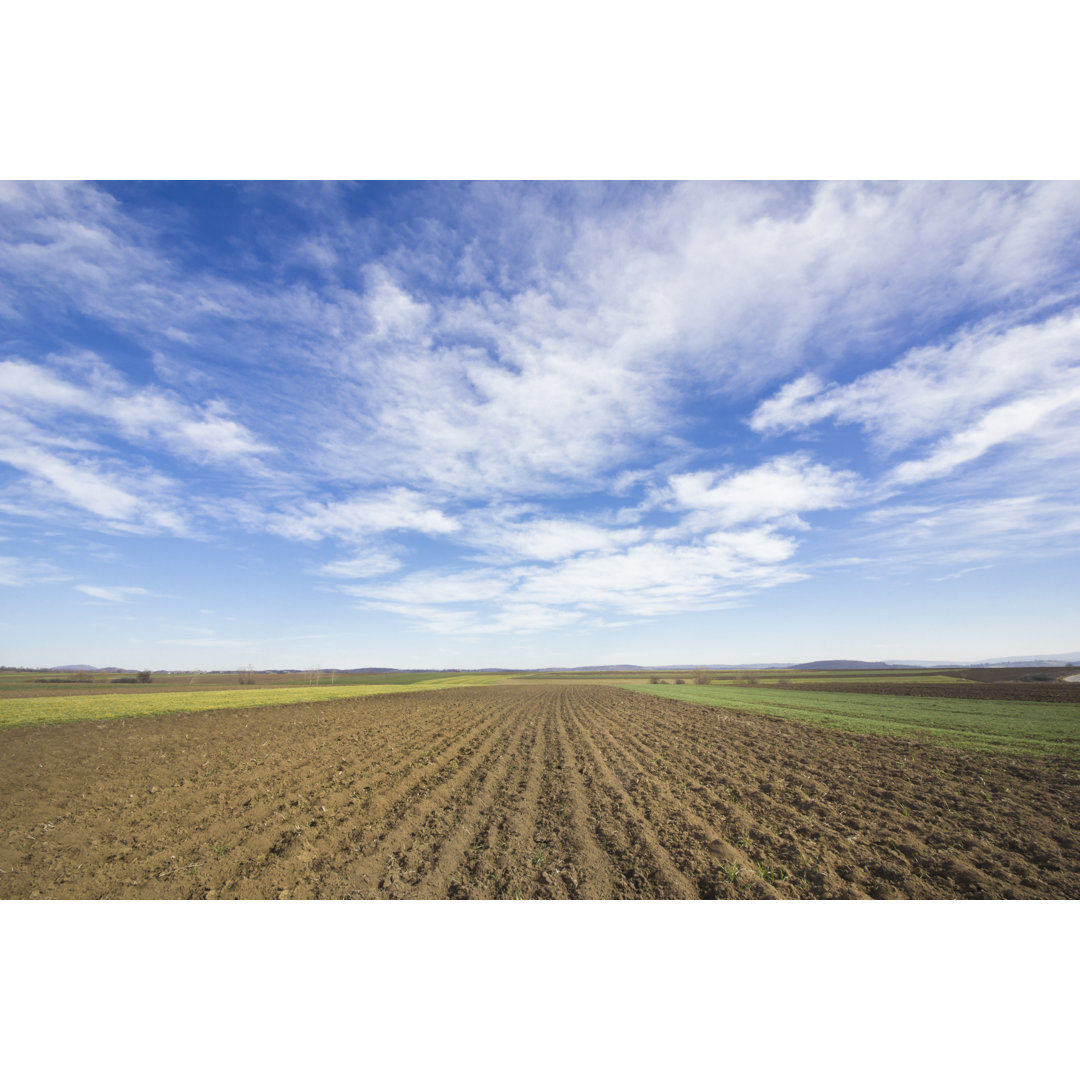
2, 684, 1077, 899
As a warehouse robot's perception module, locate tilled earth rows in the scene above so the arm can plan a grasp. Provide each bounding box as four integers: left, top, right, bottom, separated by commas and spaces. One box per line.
1, 684, 1078, 899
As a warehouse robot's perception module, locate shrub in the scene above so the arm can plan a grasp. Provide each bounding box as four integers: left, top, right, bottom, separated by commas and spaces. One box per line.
692, 669, 711, 685
136, 671, 153, 684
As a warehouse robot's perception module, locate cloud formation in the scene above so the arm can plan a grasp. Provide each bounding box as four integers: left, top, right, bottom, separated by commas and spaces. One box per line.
3, 181, 1080, 656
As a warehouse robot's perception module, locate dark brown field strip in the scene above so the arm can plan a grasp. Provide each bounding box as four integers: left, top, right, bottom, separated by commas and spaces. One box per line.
548, 688, 619, 899
565, 688, 780, 897
489, 688, 552, 898
586, 695, 833, 892
774, 680, 1080, 702
301, 694, 519, 897
557, 689, 699, 898
409, 692, 548, 898
605, 692, 995, 898
343, 689, 543, 898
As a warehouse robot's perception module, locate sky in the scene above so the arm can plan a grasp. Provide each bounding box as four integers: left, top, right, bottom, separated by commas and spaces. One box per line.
2, 180, 1079, 670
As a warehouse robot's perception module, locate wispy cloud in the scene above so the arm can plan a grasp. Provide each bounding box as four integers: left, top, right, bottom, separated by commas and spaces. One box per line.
0, 554, 69, 587
344, 526, 804, 634
313, 551, 403, 578
751, 310, 1080, 454
0, 354, 270, 467
74, 584, 149, 602
857, 496, 1080, 566
266, 488, 460, 543
932, 565, 994, 582
887, 383, 1080, 487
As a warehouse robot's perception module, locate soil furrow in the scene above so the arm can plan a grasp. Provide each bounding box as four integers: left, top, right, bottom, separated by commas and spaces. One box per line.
558, 689, 698, 898
568, 690, 781, 897
397, 691, 544, 898
331, 696, 519, 897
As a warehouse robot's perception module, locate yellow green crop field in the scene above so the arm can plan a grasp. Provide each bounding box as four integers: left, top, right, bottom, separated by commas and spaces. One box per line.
0, 675, 505, 730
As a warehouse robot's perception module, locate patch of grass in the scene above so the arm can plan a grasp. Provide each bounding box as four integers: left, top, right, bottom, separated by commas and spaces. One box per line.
618, 683, 1080, 757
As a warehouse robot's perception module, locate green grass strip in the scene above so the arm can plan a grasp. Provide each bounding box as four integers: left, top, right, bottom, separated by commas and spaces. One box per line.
618, 683, 1080, 757
0, 675, 505, 730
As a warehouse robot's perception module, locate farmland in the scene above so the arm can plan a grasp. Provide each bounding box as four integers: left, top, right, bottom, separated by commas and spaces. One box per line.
0, 674, 503, 729
2, 682, 1078, 899
0, 668, 492, 699
619, 683, 1080, 757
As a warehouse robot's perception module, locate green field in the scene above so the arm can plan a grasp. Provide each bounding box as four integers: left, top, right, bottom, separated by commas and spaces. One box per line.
620, 682, 1080, 757
0, 675, 505, 730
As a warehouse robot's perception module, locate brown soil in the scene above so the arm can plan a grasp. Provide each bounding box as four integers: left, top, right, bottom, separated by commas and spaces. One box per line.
954, 666, 1080, 683
2, 684, 1078, 899
776, 680, 1080, 703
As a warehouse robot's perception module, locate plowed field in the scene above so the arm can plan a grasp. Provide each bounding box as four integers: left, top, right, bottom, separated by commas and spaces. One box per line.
2, 684, 1078, 899
771, 680, 1080, 703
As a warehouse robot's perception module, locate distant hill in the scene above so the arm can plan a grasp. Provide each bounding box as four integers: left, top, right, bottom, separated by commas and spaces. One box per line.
49, 665, 134, 673
979, 651, 1080, 666
550, 665, 647, 671
789, 660, 909, 670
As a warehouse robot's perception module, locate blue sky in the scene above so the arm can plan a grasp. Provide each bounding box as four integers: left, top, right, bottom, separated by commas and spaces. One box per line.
2, 180, 1079, 669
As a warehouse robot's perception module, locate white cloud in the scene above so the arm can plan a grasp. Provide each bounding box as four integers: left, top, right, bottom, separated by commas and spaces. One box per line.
314, 552, 403, 578
346, 567, 509, 607
856, 496, 1080, 566
0, 356, 270, 467
750, 309, 1080, 450
660, 454, 858, 530
460, 508, 646, 563
310, 183, 1080, 501
932, 565, 994, 582
267, 488, 460, 543
345, 526, 804, 633
887, 383, 1080, 486
75, 584, 149, 602
0, 444, 141, 520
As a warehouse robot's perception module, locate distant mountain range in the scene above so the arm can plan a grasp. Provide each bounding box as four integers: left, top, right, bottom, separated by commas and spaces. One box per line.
979, 651, 1080, 665
30, 652, 1080, 673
